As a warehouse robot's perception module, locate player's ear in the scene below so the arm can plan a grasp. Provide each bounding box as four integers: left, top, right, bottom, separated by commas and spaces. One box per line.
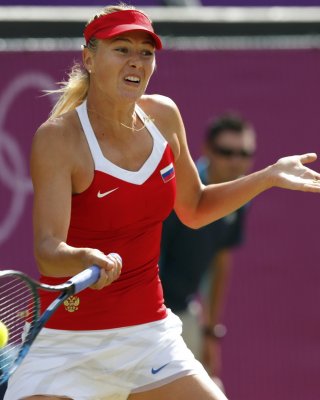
82, 46, 95, 74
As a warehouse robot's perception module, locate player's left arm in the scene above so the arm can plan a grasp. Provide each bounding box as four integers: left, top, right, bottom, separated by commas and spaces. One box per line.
170, 109, 320, 227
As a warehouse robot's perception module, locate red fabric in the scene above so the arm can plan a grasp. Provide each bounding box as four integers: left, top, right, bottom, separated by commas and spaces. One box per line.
39, 145, 175, 330
84, 10, 162, 49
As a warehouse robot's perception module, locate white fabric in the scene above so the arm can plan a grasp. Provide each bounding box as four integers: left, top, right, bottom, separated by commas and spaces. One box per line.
176, 306, 202, 361
76, 101, 167, 185
4, 311, 207, 400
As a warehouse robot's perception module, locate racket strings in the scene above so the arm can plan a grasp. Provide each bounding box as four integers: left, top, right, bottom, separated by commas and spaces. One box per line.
0, 275, 37, 377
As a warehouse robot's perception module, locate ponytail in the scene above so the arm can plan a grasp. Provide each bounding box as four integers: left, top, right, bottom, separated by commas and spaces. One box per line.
47, 64, 89, 119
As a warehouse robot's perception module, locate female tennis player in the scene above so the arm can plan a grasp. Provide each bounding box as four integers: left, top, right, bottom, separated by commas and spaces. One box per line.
4, 4, 320, 400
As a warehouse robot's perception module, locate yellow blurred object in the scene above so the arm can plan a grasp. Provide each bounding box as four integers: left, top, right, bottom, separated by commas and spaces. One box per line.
0, 320, 9, 348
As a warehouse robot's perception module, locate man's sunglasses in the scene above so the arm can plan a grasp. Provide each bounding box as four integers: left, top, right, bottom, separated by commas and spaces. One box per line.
212, 145, 255, 159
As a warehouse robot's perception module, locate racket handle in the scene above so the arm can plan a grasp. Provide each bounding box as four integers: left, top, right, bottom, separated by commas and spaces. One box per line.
68, 254, 122, 294
69, 265, 101, 294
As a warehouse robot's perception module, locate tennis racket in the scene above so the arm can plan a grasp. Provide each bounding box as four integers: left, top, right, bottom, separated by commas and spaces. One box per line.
0, 264, 103, 385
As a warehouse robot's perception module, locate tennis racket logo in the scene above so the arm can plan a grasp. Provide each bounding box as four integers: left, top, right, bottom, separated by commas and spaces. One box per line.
17, 310, 30, 319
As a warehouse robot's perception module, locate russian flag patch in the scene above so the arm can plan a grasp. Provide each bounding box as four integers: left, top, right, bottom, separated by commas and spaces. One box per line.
160, 163, 175, 183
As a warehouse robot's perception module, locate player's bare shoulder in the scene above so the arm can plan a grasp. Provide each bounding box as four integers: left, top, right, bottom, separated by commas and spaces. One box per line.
139, 94, 181, 124
31, 109, 84, 176
32, 110, 82, 158
139, 95, 184, 160
34, 110, 80, 145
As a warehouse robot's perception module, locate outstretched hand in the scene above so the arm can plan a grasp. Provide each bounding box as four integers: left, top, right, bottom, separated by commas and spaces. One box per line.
270, 153, 320, 192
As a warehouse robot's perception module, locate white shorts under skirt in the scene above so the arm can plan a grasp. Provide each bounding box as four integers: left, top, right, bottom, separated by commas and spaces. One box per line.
4, 310, 208, 400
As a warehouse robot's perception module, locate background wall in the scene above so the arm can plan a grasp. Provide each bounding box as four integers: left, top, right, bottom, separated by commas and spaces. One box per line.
0, 47, 320, 399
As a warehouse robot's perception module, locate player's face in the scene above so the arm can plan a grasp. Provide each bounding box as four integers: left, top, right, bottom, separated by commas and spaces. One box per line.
205, 129, 256, 183
85, 31, 156, 102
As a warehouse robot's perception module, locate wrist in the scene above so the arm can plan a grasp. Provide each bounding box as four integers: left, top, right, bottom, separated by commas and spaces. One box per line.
202, 323, 227, 340
263, 164, 276, 189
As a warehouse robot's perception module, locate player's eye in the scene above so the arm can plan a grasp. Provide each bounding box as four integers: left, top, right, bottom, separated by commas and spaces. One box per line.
141, 49, 154, 57
115, 47, 128, 54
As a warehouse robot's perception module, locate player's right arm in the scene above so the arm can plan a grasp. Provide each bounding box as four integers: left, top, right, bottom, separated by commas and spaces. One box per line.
30, 115, 120, 287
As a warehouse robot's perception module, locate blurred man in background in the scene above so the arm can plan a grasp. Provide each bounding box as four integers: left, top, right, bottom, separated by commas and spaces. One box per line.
160, 113, 256, 388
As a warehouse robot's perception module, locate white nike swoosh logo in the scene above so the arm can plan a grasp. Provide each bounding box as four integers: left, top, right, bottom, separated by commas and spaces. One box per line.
97, 187, 119, 198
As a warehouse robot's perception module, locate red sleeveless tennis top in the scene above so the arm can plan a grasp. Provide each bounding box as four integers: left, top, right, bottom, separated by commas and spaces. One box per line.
39, 100, 176, 330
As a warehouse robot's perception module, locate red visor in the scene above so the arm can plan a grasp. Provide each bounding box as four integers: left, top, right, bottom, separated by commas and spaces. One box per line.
84, 10, 162, 50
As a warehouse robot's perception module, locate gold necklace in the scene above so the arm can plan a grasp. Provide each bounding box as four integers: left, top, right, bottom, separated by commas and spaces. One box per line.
120, 112, 155, 132
120, 114, 147, 132
88, 108, 154, 133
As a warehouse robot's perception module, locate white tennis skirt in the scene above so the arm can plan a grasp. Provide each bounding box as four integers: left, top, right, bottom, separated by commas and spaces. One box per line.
4, 310, 207, 400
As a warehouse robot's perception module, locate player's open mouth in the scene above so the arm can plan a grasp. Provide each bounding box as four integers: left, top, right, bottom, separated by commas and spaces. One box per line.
124, 76, 140, 83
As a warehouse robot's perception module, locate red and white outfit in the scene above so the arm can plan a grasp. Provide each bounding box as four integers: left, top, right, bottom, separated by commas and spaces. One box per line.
39, 100, 177, 330
4, 101, 208, 400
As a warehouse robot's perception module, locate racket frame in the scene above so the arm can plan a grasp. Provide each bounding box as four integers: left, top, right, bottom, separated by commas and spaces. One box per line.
0, 265, 100, 384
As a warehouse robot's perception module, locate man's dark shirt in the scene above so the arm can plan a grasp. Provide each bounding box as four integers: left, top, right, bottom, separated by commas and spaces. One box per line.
159, 158, 247, 312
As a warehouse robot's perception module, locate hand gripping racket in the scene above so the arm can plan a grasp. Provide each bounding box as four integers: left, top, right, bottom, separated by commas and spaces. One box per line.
0, 264, 103, 384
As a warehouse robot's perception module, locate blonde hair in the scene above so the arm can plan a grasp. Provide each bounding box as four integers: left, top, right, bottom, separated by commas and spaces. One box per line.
48, 3, 137, 119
